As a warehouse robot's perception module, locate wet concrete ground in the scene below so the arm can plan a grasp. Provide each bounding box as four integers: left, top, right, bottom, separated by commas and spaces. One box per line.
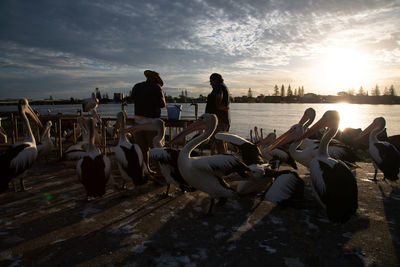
0, 152, 399, 266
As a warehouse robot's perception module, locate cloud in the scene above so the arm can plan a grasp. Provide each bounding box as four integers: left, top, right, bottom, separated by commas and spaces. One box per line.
0, 0, 399, 99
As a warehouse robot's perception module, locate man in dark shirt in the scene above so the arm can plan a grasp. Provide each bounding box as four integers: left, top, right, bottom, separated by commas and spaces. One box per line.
205, 73, 230, 154
131, 70, 166, 177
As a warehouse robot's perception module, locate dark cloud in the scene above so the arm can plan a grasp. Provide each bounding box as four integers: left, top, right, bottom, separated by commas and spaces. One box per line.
0, 0, 399, 99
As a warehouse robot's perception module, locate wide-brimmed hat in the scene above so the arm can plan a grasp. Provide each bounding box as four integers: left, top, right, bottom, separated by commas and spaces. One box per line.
144, 70, 163, 86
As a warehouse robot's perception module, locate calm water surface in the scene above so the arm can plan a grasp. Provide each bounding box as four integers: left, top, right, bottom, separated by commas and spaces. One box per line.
1, 103, 399, 138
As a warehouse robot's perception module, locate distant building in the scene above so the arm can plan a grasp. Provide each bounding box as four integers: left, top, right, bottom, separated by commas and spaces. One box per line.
113, 93, 124, 102
300, 93, 320, 103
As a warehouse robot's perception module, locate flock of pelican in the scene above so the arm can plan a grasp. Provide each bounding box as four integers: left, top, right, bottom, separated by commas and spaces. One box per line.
1, 97, 399, 224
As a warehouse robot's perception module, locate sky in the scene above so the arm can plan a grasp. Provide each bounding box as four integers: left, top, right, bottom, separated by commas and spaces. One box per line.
0, 0, 399, 100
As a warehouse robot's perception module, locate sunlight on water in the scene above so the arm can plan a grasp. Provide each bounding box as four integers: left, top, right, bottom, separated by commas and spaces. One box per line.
331, 102, 362, 131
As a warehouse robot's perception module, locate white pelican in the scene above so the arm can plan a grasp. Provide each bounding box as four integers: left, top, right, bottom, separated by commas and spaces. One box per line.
112, 111, 148, 188
76, 117, 112, 199
358, 117, 400, 181
37, 121, 54, 162
170, 113, 249, 214
214, 132, 272, 195
264, 169, 304, 205
63, 116, 92, 161
298, 110, 358, 223
122, 118, 196, 196
82, 92, 99, 112
0, 126, 7, 143
0, 98, 43, 192
267, 108, 359, 169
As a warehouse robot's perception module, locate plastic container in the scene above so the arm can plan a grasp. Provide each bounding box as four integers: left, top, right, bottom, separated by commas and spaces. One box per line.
166, 104, 182, 120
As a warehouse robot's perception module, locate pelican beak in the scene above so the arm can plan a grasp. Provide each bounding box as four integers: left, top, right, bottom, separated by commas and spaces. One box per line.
265, 127, 296, 152
298, 116, 328, 141
169, 120, 207, 145
357, 121, 377, 139
259, 134, 276, 147
26, 105, 43, 128
0, 126, 6, 136
40, 121, 52, 140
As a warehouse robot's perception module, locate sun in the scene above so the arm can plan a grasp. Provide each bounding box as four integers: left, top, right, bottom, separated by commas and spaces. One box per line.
317, 47, 373, 92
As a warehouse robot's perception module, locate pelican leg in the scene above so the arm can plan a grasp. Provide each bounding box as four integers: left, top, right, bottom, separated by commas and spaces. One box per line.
371, 169, 378, 182
159, 184, 172, 199
19, 177, 26, 191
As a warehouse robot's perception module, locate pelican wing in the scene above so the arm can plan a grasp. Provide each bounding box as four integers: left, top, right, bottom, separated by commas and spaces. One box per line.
9, 143, 37, 173
192, 154, 249, 177
265, 171, 304, 204
215, 132, 264, 165
150, 148, 178, 165
375, 142, 400, 180
215, 132, 251, 146
316, 159, 358, 223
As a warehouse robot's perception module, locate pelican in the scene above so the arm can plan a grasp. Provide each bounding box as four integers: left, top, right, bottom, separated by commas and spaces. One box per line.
0, 126, 7, 143
358, 117, 400, 181
297, 110, 358, 223
0, 98, 43, 192
63, 116, 92, 161
112, 111, 148, 188
76, 117, 112, 199
263, 169, 304, 205
170, 113, 249, 214
267, 108, 359, 169
122, 118, 195, 196
82, 92, 99, 112
37, 121, 54, 162
215, 132, 273, 195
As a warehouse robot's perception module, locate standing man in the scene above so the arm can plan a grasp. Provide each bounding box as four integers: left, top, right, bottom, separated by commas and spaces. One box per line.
205, 73, 230, 154
131, 70, 166, 177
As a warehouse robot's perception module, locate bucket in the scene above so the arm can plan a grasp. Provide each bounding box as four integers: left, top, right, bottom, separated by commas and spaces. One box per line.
166, 104, 182, 120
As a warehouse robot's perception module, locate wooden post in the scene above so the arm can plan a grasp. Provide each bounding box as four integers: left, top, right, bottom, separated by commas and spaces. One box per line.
11, 113, 16, 144
169, 126, 172, 147
102, 121, 107, 155
73, 122, 77, 144
58, 117, 63, 159
14, 114, 18, 142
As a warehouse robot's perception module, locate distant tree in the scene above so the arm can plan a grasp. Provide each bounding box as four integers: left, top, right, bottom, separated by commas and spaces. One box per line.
49, 95, 53, 100
273, 85, 279, 96
337, 91, 348, 96
287, 84, 293, 96
247, 88, 253, 98
389, 84, 396, 96
357, 86, 366, 96
184, 89, 188, 98
347, 89, 355, 96
280, 84, 285, 97
294, 88, 297, 96
300, 86, 304, 96
384, 86, 390, 95
372, 84, 381, 96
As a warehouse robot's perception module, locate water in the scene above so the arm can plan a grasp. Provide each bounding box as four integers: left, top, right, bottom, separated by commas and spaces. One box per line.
1, 103, 399, 138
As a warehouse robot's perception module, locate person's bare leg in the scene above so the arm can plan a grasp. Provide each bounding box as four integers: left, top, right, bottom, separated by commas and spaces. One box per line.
144, 150, 156, 175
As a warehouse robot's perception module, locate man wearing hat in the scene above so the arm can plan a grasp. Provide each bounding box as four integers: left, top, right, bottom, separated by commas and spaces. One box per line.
131, 70, 166, 180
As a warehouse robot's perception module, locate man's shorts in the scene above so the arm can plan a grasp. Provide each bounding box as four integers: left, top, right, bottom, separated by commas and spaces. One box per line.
132, 121, 157, 153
